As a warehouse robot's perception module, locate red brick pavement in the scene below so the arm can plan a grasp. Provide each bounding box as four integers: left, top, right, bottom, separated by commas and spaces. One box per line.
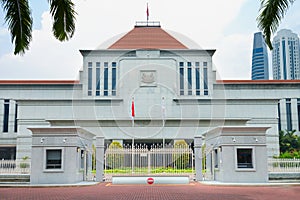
0, 183, 299, 200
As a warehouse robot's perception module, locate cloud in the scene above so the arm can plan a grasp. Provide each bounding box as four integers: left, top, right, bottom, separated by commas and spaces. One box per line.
0, 0, 250, 80
277, 0, 300, 31
0, 11, 83, 80
0, 28, 8, 36
214, 33, 252, 80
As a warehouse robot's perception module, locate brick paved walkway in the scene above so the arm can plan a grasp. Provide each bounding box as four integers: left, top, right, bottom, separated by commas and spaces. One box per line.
0, 182, 299, 200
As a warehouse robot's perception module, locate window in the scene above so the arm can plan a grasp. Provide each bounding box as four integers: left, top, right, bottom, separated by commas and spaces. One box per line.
46, 149, 62, 169
112, 62, 117, 96
14, 103, 18, 133
0, 146, 16, 160
92, 61, 118, 97
80, 150, 85, 169
187, 66, 192, 95
236, 148, 254, 169
178, 61, 209, 96
96, 62, 100, 96
195, 67, 200, 95
278, 103, 281, 131
104, 62, 109, 96
3, 100, 9, 132
286, 98, 292, 131
282, 40, 287, 80
203, 68, 208, 95
179, 63, 184, 95
214, 149, 219, 169
96, 62, 100, 68
88, 62, 92, 96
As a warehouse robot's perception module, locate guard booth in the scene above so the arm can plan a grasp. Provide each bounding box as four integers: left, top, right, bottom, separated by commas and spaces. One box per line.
204, 126, 269, 183
29, 127, 95, 184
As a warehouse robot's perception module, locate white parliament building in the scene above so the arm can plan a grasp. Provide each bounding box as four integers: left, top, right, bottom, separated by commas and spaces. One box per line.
0, 22, 300, 179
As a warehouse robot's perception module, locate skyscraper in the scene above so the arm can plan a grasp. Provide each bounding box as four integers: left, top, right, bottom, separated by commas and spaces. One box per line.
251, 32, 269, 80
272, 29, 300, 80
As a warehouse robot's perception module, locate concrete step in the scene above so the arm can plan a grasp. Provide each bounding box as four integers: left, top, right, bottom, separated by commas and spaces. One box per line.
0, 174, 30, 183
0, 182, 30, 185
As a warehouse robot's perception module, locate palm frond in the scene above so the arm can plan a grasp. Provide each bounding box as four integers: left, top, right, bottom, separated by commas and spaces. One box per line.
257, 0, 295, 49
48, 0, 77, 41
1, 0, 33, 55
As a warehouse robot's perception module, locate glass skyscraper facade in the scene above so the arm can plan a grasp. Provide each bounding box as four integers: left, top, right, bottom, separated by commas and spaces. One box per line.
251, 32, 269, 80
272, 29, 300, 80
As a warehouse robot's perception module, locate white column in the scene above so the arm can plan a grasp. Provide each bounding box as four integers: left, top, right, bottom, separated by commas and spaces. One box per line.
96, 136, 105, 182
194, 136, 203, 181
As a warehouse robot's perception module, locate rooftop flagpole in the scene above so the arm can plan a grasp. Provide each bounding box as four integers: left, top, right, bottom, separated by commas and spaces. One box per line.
146, 3, 149, 25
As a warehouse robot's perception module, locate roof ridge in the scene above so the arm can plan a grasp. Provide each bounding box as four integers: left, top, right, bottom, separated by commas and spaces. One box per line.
160, 28, 188, 49
107, 28, 136, 49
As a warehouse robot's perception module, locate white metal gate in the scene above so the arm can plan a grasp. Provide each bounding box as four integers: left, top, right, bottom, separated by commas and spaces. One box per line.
104, 144, 194, 182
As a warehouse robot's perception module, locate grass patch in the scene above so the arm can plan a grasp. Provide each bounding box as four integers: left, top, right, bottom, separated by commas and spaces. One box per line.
103, 167, 193, 174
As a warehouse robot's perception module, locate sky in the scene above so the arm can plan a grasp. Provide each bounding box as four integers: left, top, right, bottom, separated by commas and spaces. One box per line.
0, 0, 300, 80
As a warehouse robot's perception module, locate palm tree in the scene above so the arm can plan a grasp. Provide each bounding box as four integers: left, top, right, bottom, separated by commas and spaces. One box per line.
257, 0, 295, 50
0, 0, 76, 55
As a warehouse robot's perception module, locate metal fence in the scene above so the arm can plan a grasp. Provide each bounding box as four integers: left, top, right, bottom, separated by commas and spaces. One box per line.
0, 160, 30, 174
268, 158, 300, 172
104, 144, 194, 181
2, 156, 300, 178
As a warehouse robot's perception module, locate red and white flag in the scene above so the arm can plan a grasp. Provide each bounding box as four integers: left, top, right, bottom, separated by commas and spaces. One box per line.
131, 98, 135, 120
146, 3, 149, 21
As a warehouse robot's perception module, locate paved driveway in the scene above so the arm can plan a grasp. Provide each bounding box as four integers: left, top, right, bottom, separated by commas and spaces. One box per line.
0, 182, 299, 200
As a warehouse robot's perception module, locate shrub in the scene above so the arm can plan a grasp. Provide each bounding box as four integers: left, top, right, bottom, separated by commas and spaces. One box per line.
105, 141, 124, 169
173, 140, 189, 169
278, 150, 300, 159
20, 156, 30, 168
92, 144, 96, 170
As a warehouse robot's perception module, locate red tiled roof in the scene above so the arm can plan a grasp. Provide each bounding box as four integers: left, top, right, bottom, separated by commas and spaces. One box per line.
108, 26, 188, 49
0, 80, 80, 85
216, 80, 300, 84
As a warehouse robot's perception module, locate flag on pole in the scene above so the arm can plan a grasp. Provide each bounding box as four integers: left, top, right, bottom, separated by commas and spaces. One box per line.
130, 97, 135, 170
146, 3, 149, 21
131, 97, 135, 120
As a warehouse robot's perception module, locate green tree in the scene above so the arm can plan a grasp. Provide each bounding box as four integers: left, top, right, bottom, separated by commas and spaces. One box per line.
0, 0, 76, 55
257, 0, 295, 49
106, 141, 124, 169
173, 140, 190, 169
92, 144, 96, 171
279, 130, 300, 153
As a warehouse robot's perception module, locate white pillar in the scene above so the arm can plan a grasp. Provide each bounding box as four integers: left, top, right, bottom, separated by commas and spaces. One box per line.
194, 136, 203, 181
96, 136, 105, 182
